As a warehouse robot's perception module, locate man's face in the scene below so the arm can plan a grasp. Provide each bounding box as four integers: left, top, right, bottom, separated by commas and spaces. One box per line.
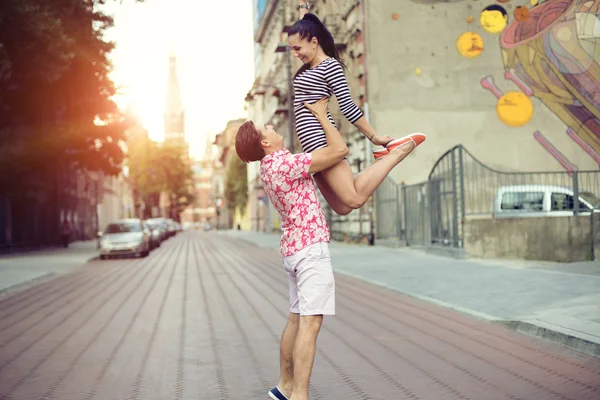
259, 124, 285, 150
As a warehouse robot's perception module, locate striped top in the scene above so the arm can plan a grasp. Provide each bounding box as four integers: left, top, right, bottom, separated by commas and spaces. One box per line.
293, 57, 364, 154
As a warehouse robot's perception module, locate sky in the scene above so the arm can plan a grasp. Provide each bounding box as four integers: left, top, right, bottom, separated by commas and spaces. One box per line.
101, 0, 256, 159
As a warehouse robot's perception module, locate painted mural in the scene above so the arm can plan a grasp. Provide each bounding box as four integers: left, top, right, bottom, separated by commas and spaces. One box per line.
499, 0, 600, 159
411, 0, 600, 167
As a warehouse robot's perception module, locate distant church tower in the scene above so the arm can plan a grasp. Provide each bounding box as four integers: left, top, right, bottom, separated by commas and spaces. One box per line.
164, 53, 186, 144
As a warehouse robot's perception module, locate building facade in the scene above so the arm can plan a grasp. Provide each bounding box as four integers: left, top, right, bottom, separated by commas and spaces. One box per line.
247, 0, 600, 252
362, 0, 598, 185
247, 0, 372, 237
212, 119, 247, 230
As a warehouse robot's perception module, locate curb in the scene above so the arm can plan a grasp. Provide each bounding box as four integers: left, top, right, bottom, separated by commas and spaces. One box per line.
495, 320, 600, 358
335, 269, 600, 359
0, 272, 57, 297
0, 253, 99, 298
224, 233, 600, 359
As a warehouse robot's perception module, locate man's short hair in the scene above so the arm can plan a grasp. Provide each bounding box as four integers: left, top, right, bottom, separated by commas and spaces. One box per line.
235, 121, 266, 163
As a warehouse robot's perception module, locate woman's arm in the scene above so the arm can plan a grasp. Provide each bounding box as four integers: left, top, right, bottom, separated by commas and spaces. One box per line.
353, 116, 377, 141
323, 61, 393, 146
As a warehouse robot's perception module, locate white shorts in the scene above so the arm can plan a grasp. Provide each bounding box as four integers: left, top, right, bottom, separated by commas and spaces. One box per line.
283, 242, 335, 316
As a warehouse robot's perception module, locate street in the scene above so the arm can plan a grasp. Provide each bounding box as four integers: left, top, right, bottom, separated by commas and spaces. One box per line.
0, 231, 599, 400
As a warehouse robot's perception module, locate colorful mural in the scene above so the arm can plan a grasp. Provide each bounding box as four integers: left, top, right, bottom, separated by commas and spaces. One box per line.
410, 0, 600, 167
500, 0, 600, 154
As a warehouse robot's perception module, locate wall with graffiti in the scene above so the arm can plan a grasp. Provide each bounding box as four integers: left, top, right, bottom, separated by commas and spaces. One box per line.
364, 0, 599, 184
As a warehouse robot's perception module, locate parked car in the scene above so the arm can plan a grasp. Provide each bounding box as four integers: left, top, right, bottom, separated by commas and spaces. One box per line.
493, 185, 599, 218
165, 218, 177, 237
98, 219, 151, 259
143, 221, 161, 249
146, 218, 169, 241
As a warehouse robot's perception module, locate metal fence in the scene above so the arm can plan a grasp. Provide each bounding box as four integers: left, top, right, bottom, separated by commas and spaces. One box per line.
376, 145, 600, 250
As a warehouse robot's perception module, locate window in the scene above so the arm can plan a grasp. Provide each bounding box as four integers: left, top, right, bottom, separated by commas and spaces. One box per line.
105, 222, 142, 234
500, 192, 544, 211
551, 193, 591, 211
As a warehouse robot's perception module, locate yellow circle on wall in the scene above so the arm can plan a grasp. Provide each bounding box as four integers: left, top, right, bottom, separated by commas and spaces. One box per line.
496, 91, 534, 127
414, 67, 422, 76
480, 4, 509, 33
456, 32, 484, 58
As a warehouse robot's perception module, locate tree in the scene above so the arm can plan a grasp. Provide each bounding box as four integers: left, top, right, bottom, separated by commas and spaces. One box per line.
225, 154, 248, 214
0, 0, 143, 190
127, 126, 195, 220
154, 143, 196, 219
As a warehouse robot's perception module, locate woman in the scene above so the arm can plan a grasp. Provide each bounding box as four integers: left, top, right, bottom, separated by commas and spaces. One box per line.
287, 7, 425, 215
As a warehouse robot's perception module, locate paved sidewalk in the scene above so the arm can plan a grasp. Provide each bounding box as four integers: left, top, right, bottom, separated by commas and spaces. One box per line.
0, 241, 99, 295
0, 231, 598, 399
220, 230, 600, 357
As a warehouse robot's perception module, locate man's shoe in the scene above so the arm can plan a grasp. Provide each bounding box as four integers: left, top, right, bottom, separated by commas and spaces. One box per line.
268, 386, 289, 400
386, 133, 426, 151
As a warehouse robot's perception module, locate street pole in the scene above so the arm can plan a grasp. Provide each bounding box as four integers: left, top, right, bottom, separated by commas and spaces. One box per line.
286, 48, 295, 154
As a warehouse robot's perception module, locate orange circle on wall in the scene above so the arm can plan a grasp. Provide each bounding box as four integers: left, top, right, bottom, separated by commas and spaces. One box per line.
513, 5, 530, 21
466, 15, 475, 23
392, 13, 399, 20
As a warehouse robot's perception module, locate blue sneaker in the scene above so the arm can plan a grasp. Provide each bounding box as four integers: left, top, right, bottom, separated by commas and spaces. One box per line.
268, 386, 289, 400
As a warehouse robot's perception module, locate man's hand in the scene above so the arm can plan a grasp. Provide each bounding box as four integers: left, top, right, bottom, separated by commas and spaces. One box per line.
304, 97, 330, 120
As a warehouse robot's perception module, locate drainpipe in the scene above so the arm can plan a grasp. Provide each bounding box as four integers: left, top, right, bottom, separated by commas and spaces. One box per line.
359, 0, 370, 121
359, 0, 376, 246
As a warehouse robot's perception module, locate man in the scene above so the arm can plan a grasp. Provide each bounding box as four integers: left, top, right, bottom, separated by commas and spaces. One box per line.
235, 98, 414, 400
61, 219, 72, 248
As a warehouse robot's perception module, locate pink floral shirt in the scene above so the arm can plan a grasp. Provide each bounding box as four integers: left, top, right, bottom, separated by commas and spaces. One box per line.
260, 149, 330, 256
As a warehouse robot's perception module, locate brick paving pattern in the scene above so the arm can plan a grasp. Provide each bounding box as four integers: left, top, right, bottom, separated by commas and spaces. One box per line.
0, 231, 599, 400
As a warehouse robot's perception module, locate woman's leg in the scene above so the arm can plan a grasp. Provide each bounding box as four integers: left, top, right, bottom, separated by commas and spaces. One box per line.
316, 141, 415, 213
314, 173, 354, 216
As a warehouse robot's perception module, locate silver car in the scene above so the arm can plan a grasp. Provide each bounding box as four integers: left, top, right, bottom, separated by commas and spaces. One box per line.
98, 219, 151, 259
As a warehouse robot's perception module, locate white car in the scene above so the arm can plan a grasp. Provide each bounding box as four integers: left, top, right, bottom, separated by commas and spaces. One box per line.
98, 219, 151, 259
493, 185, 598, 218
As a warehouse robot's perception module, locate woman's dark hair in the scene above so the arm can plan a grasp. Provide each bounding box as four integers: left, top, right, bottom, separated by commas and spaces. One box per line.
288, 13, 346, 79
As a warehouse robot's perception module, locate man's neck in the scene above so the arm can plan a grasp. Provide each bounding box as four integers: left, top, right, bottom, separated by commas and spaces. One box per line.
264, 147, 286, 157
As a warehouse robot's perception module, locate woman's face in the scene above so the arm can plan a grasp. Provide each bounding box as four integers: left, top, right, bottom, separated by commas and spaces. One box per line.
288, 33, 318, 64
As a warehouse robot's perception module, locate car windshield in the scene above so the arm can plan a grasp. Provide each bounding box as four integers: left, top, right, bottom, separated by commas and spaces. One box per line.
579, 192, 600, 209
105, 222, 141, 234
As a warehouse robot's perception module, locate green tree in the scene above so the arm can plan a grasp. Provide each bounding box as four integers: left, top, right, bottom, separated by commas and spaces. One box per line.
154, 142, 196, 219
0, 0, 144, 190
225, 154, 248, 214
127, 127, 195, 220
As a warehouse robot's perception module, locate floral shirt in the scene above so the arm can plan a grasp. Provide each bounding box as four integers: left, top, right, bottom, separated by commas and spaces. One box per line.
260, 149, 330, 256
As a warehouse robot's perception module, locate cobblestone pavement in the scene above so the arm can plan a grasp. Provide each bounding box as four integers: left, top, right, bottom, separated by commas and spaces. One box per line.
0, 232, 599, 400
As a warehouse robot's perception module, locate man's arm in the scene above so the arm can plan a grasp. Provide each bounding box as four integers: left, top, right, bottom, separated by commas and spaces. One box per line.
304, 98, 349, 174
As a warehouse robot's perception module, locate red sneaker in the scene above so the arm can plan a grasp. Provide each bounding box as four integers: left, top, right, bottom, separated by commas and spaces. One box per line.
386, 133, 426, 151
372, 146, 389, 160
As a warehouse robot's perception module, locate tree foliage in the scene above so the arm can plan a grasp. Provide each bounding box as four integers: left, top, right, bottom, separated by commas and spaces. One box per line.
127, 127, 195, 219
225, 154, 248, 213
0, 0, 143, 189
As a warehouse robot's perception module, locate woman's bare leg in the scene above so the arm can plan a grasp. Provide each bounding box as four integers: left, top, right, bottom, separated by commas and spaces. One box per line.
314, 173, 354, 216
316, 142, 415, 213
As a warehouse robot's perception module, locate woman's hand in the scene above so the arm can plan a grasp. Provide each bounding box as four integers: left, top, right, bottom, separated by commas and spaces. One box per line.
370, 135, 394, 147
304, 97, 330, 120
